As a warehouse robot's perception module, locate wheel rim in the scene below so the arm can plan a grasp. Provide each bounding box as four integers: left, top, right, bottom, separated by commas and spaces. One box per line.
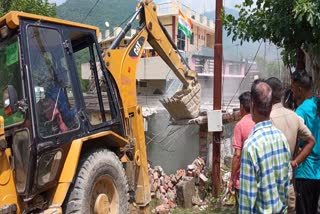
91, 175, 119, 214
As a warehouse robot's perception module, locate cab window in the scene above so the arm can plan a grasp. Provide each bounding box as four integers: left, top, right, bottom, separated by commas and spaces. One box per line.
0, 36, 24, 127
27, 26, 79, 137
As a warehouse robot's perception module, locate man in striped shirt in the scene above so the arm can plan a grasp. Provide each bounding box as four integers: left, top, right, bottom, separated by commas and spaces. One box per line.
239, 80, 291, 213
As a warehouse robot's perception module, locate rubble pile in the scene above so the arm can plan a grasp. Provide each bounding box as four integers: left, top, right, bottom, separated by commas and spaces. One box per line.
148, 166, 183, 207
148, 157, 208, 213
186, 157, 207, 182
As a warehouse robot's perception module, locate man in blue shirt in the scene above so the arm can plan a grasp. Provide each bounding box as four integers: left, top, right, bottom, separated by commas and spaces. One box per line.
291, 70, 320, 214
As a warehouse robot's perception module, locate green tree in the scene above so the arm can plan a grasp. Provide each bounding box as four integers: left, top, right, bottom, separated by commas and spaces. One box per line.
223, 0, 320, 89
0, 0, 56, 17
0, 0, 12, 15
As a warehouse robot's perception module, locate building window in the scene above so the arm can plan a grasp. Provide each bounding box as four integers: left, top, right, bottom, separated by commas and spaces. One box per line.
177, 29, 186, 51
190, 33, 194, 45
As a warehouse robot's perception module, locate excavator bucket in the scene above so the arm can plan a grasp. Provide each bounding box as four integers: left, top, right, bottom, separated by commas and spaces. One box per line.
160, 83, 201, 121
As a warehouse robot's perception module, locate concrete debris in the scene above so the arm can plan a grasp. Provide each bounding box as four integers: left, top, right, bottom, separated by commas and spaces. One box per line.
176, 176, 195, 208
152, 200, 176, 214
222, 172, 231, 184
188, 115, 207, 125
192, 195, 206, 206
148, 157, 208, 213
199, 173, 208, 182
186, 157, 205, 178
142, 107, 157, 117
187, 164, 196, 170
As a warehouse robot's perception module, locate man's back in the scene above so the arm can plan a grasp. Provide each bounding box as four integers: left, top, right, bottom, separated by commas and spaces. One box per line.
233, 114, 255, 150
233, 114, 255, 189
270, 103, 311, 156
295, 96, 320, 179
239, 120, 291, 213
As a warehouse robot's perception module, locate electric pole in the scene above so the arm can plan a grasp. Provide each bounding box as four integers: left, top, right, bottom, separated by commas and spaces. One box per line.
212, 0, 223, 197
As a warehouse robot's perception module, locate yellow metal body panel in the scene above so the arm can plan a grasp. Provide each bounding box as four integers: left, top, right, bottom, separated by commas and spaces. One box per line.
0, 149, 21, 213
0, 11, 99, 35
128, 106, 151, 205
50, 139, 82, 206
0, 116, 21, 212
49, 131, 128, 207
105, 29, 149, 117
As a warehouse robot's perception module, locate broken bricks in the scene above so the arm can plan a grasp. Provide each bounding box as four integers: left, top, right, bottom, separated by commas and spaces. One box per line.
148, 157, 208, 213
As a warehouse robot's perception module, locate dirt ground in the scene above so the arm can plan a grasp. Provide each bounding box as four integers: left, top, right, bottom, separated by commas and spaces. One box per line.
129, 202, 236, 214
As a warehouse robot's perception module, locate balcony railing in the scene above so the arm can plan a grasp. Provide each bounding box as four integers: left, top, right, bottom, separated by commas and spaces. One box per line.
156, 0, 214, 29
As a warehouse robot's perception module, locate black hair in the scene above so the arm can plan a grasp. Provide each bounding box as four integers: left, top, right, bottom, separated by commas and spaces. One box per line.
238, 91, 251, 113
283, 89, 296, 110
291, 69, 319, 115
291, 69, 313, 91
266, 77, 283, 103
251, 79, 273, 117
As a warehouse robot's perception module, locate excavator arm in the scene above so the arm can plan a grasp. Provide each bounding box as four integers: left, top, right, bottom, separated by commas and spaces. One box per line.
105, 0, 201, 121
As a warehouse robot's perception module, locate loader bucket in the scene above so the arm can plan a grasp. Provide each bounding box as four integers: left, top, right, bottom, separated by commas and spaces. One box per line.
160, 83, 201, 121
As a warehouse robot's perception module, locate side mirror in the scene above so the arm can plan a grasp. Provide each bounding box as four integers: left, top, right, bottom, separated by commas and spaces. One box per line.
3, 85, 18, 116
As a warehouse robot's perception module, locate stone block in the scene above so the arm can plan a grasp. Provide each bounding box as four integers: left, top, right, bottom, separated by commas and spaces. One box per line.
176, 176, 195, 209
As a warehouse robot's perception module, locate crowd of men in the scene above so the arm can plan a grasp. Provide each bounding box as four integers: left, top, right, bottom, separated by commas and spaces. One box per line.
229, 69, 320, 214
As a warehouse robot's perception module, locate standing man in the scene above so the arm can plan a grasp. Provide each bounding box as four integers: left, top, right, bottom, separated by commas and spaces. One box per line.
291, 70, 320, 214
229, 91, 255, 211
266, 77, 315, 213
239, 80, 291, 213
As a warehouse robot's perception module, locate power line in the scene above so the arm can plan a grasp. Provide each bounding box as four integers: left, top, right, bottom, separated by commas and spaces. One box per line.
82, 0, 101, 23
225, 40, 263, 111
106, 10, 137, 39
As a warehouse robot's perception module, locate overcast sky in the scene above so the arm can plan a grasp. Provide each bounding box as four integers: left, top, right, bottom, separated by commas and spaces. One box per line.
48, 0, 242, 13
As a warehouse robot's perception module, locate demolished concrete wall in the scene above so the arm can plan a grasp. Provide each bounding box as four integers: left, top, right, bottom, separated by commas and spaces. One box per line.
146, 109, 199, 174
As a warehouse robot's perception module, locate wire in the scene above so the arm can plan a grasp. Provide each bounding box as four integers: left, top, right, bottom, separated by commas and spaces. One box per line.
221, 53, 226, 105
225, 40, 263, 111
81, 0, 101, 23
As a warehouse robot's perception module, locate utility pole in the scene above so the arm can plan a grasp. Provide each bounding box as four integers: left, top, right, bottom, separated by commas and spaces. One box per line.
212, 0, 223, 197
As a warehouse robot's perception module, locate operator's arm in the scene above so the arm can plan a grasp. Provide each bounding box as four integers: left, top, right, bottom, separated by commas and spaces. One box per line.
229, 123, 242, 189
239, 146, 257, 213
291, 116, 315, 167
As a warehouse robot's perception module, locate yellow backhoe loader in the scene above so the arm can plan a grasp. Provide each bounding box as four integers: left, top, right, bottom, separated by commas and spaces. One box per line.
0, 0, 200, 213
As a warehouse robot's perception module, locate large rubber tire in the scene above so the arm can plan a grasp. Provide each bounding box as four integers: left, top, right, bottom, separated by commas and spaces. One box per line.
64, 148, 129, 214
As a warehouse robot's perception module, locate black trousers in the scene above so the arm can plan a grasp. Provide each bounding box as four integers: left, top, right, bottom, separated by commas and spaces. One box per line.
295, 178, 320, 214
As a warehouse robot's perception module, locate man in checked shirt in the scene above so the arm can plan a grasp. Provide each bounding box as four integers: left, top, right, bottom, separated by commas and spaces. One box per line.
239, 80, 291, 213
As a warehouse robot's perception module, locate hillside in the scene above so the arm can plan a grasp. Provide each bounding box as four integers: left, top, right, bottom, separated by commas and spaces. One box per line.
57, 0, 137, 33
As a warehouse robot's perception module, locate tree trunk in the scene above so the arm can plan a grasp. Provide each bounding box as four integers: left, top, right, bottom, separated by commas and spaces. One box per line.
296, 48, 305, 70
304, 49, 320, 94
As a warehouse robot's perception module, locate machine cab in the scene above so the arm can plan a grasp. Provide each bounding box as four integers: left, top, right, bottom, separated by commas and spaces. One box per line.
0, 11, 124, 203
